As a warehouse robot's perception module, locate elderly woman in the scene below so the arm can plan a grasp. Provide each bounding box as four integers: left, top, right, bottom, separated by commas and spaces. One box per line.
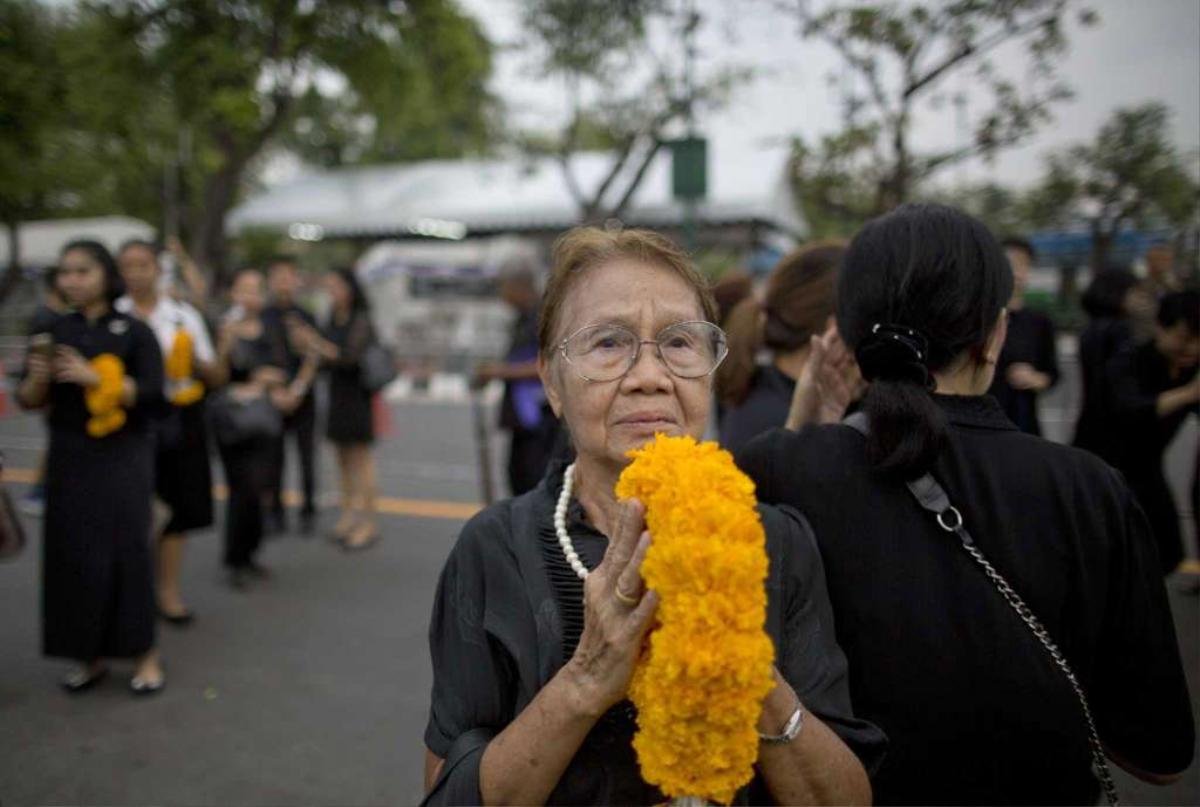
422, 228, 884, 806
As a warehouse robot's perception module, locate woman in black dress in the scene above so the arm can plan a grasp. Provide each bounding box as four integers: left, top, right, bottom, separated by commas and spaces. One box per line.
215, 269, 319, 587
422, 227, 883, 805
116, 240, 228, 623
18, 240, 167, 694
291, 268, 379, 550
716, 241, 849, 455
738, 204, 1194, 803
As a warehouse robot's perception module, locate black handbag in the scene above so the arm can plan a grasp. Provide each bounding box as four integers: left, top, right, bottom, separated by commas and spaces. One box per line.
208, 389, 283, 447
360, 342, 398, 394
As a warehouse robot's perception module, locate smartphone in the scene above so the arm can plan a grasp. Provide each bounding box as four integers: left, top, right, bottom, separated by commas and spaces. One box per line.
28, 332, 55, 361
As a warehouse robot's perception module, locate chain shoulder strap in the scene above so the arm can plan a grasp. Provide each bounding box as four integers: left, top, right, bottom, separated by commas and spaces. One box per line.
842, 414, 1120, 805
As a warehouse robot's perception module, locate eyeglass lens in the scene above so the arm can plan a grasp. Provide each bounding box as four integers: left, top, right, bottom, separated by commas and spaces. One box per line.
564, 322, 726, 381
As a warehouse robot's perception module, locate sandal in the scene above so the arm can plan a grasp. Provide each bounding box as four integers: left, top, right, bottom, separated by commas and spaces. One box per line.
129, 671, 166, 697
61, 665, 109, 694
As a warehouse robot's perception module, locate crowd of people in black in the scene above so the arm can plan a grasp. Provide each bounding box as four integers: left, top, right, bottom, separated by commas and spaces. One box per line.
423, 208, 1196, 804
17, 240, 385, 695
10, 203, 1197, 803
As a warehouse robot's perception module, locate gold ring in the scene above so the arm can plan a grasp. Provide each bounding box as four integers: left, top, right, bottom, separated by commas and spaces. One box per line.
614, 586, 641, 607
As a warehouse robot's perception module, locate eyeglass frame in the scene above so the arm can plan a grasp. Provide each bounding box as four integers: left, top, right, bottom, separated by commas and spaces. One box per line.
555, 319, 730, 383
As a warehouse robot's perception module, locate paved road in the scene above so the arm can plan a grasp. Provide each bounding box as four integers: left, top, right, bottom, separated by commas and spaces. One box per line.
0, 380, 1196, 805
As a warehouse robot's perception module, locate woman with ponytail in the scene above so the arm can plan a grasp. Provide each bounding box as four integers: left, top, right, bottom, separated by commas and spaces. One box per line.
716, 242, 846, 455
738, 204, 1194, 803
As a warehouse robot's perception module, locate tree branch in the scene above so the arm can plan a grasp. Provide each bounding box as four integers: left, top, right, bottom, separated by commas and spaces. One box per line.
609, 136, 664, 220
904, 9, 1062, 101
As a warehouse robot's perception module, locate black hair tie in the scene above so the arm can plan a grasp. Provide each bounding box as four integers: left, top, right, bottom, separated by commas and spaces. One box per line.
856, 323, 934, 389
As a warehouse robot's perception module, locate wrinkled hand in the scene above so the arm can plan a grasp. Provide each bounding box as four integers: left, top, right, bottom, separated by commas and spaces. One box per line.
54, 346, 100, 388
786, 325, 865, 430
1006, 362, 1049, 391
566, 498, 658, 715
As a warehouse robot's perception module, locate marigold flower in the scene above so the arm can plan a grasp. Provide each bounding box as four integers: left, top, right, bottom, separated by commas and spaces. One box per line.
616, 434, 775, 805
85, 353, 127, 438
165, 329, 194, 380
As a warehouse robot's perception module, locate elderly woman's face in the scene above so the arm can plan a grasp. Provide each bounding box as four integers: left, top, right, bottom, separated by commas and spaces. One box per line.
542, 259, 712, 471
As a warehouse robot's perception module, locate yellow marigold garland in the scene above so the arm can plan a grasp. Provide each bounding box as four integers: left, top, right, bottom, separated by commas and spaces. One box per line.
85, 353, 127, 438
166, 329, 205, 406
615, 434, 775, 805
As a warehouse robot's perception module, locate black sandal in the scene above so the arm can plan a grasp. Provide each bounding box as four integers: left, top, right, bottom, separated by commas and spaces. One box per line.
157, 607, 195, 626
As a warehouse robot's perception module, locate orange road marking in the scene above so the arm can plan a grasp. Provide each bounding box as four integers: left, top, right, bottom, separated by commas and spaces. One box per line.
5, 468, 482, 522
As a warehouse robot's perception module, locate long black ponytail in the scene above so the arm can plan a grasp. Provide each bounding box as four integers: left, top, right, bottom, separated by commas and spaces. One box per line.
838, 204, 1013, 478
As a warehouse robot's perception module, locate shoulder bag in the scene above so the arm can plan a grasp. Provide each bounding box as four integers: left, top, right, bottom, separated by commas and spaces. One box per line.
844, 412, 1120, 806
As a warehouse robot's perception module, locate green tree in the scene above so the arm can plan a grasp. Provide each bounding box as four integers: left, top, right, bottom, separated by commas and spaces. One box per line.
517, 0, 746, 223
782, 0, 1095, 236
9, 0, 495, 286
0, 0, 66, 299
1027, 102, 1200, 270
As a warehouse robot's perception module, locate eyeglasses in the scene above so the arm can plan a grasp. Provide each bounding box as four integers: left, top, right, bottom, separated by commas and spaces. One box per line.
558, 320, 729, 382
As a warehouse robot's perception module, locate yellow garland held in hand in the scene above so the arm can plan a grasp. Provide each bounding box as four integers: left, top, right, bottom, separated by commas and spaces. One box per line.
85, 353, 127, 438
166, 329, 205, 407
615, 434, 775, 805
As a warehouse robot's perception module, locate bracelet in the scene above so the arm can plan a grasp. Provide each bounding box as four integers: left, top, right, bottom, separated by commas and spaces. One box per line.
758, 700, 804, 745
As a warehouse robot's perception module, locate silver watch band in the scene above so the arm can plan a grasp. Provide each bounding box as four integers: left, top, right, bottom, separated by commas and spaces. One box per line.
758, 701, 804, 745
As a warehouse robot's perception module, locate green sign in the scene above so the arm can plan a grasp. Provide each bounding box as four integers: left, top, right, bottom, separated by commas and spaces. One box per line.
670, 137, 707, 201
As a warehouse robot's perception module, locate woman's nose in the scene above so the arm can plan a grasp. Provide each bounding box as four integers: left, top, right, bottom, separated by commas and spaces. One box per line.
621, 342, 673, 392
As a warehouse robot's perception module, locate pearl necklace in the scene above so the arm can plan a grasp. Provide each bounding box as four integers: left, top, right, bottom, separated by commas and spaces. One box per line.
554, 463, 590, 580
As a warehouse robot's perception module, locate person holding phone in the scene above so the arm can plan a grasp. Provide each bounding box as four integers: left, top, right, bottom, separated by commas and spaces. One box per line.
17, 240, 168, 695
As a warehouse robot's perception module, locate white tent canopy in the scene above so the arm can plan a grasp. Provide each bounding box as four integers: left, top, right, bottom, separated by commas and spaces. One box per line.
1, 216, 156, 272
227, 145, 805, 240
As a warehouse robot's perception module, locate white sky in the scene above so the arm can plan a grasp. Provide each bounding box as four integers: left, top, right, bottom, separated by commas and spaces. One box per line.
458, 0, 1200, 189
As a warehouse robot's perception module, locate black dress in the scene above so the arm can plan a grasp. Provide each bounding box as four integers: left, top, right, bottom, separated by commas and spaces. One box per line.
1103, 341, 1199, 574
988, 307, 1058, 435
324, 312, 374, 445
423, 462, 887, 805
719, 364, 795, 456
40, 310, 165, 661
737, 395, 1195, 804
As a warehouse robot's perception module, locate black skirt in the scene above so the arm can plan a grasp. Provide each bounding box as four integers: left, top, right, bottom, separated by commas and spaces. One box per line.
43, 428, 156, 661
155, 402, 214, 534
326, 369, 374, 445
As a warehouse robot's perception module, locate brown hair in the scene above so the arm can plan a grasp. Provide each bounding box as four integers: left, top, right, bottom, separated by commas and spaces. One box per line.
715, 240, 845, 407
538, 227, 718, 358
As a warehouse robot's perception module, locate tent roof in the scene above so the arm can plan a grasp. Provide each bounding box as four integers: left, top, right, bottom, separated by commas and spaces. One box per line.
1, 216, 156, 271
227, 146, 805, 240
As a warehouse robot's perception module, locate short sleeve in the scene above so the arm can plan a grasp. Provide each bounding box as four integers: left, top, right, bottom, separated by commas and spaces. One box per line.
1092, 477, 1195, 774
767, 505, 888, 774
182, 304, 216, 364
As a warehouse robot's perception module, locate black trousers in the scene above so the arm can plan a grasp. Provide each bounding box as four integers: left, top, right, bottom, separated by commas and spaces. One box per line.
507, 421, 560, 497
219, 437, 272, 568
267, 395, 317, 515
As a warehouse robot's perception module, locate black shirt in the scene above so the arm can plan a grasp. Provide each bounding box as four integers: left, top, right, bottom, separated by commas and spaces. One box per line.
719, 364, 795, 456
1104, 340, 1199, 474
988, 307, 1058, 435
26, 304, 62, 337
422, 463, 887, 805
42, 310, 165, 435
738, 395, 1194, 804
262, 302, 317, 379
1073, 317, 1134, 458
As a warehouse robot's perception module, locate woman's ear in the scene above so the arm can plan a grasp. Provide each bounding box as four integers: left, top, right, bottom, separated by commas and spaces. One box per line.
984, 309, 1009, 365
538, 353, 563, 418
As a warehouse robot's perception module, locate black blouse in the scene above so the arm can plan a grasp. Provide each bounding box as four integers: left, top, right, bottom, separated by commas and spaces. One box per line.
719, 365, 796, 456
42, 310, 165, 435
737, 394, 1195, 804
423, 462, 887, 805
987, 307, 1059, 435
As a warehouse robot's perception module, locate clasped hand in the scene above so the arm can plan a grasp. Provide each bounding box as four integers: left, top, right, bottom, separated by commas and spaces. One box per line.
565, 498, 658, 716
52, 346, 100, 388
